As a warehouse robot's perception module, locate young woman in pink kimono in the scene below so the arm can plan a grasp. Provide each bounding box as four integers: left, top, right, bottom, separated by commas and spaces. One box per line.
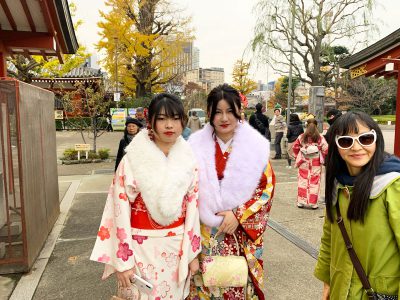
292, 118, 328, 209
91, 93, 201, 300
188, 84, 276, 300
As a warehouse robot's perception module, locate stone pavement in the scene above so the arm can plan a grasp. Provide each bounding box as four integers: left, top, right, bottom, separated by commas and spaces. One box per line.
2, 126, 395, 299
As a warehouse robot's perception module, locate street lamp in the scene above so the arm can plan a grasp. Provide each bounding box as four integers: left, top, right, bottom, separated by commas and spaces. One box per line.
114, 37, 119, 108
286, 0, 296, 124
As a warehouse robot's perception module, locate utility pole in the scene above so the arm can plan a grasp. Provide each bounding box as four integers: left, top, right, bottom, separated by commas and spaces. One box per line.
114, 37, 119, 108
287, 0, 296, 125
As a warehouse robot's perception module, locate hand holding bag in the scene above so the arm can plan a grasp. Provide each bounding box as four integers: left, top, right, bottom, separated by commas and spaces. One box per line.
201, 233, 248, 288
336, 202, 398, 300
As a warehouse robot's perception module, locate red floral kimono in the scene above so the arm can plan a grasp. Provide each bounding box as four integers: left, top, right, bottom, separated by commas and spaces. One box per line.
189, 134, 275, 300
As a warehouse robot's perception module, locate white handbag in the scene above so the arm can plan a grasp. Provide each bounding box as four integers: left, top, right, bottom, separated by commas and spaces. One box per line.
201, 233, 248, 288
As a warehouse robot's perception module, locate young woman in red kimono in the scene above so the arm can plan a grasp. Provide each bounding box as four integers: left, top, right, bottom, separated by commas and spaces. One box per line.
91, 93, 201, 300
188, 84, 276, 300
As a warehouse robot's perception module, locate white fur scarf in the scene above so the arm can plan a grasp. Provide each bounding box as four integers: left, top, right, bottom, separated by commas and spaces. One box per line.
189, 122, 270, 227
124, 130, 196, 226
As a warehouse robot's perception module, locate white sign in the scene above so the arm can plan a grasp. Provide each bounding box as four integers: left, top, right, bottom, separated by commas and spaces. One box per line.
114, 92, 121, 102
54, 110, 63, 120
74, 144, 90, 151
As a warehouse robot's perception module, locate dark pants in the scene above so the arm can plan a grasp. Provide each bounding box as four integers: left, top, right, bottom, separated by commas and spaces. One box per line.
275, 132, 284, 158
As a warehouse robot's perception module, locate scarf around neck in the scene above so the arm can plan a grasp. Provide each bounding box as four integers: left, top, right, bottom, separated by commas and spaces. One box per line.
336, 155, 400, 186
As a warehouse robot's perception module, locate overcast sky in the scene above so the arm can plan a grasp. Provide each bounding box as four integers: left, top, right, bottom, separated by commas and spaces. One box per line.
73, 0, 399, 84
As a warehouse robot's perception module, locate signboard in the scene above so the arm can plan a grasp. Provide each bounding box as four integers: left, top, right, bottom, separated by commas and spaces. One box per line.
74, 144, 90, 151
54, 110, 63, 120
114, 92, 121, 102
110, 108, 127, 131
128, 108, 137, 117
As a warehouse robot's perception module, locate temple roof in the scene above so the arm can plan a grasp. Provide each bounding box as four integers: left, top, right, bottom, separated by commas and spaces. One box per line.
339, 29, 400, 69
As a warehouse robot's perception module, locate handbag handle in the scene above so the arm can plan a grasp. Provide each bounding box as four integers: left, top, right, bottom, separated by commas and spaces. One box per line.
209, 233, 241, 256
335, 201, 376, 299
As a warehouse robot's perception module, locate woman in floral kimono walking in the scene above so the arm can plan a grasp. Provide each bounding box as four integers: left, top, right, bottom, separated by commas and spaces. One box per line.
188, 84, 275, 300
292, 118, 328, 209
91, 93, 201, 300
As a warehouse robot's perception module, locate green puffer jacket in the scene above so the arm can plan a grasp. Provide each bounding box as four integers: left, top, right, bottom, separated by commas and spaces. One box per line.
314, 172, 400, 299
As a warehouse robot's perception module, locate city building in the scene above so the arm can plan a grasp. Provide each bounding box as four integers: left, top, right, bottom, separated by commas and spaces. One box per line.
184, 67, 225, 93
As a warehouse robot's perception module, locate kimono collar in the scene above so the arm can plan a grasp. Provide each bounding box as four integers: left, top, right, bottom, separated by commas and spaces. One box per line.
189, 122, 270, 227
124, 130, 196, 226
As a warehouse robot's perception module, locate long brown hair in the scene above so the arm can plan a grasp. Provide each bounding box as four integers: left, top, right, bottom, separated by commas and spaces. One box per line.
302, 118, 320, 143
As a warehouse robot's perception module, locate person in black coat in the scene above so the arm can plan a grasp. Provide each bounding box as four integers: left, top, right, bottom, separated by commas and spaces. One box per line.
324, 109, 342, 143
286, 114, 304, 168
249, 103, 271, 141
115, 117, 143, 171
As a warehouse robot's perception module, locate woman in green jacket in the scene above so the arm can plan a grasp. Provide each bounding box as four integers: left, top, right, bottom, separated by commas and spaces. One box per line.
314, 111, 400, 300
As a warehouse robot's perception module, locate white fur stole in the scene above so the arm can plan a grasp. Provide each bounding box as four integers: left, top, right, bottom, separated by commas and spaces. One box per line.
124, 130, 196, 226
189, 122, 270, 227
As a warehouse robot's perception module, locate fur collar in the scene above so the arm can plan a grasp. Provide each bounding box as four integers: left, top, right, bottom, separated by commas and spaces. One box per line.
124, 130, 196, 226
189, 122, 270, 227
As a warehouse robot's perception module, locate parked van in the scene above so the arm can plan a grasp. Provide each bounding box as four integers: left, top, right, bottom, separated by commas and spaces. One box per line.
188, 108, 206, 127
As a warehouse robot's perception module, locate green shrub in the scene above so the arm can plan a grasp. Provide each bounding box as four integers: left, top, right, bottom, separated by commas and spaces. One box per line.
98, 148, 110, 159
88, 151, 100, 159
62, 148, 78, 160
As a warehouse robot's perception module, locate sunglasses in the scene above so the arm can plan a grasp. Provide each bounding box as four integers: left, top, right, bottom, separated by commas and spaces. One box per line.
335, 130, 376, 149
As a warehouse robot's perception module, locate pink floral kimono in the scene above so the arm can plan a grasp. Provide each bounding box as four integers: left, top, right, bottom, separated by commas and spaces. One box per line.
90, 131, 201, 300
292, 134, 328, 207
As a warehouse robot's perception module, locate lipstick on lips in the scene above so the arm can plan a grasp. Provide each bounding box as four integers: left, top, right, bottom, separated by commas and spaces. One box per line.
220, 124, 229, 128
164, 131, 174, 136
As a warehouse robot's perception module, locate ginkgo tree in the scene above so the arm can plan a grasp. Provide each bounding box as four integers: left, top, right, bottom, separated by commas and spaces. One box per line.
231, 60, 258, 95
98, 0, 193, 98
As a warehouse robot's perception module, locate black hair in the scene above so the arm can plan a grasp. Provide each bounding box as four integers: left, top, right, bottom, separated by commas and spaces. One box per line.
207, 84, 241, 126
326, 108, 342, 119
325, 111, 385, 222
148, 93, 185, 132
289, 113, 301, 123
255, 103, 263, 112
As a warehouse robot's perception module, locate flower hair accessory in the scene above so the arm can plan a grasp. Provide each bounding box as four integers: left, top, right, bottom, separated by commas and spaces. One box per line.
147, 124, 154, 141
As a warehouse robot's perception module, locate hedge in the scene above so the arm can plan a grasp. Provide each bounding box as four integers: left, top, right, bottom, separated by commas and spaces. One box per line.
55, 117, 108, 130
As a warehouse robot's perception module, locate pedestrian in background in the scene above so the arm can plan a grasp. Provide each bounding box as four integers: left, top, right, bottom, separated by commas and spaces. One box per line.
182, 114, 192, 140
91, 93, 201, 300
249, 103, 271, 141
187, 110, 202, 133
134, 107, 147, 128
324, 108, 342, 143
286, 113, 304, 168
272, 108, 286, 159
115, 117, 143, 171
293, 118, 328, 209
106, 113, 113, 132
314, 111, 400, 300
188, 84, 275, 300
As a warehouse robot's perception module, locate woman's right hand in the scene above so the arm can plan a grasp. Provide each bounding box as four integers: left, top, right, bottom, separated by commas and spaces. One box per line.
116, 268, 135, 288
322, 282, 330, 300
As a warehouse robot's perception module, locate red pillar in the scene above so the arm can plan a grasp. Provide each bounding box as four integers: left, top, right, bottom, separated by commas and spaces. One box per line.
395, 64, 400, 157
0, 41, 7, 77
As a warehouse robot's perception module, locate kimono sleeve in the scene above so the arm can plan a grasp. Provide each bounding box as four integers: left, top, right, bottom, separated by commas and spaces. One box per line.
90, 157, 139, 279
292, 135, 302, 157
234, 161, 275, 242
320, 136, 329, 159
178, 168, 201, 283
314, 213, 332, 284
